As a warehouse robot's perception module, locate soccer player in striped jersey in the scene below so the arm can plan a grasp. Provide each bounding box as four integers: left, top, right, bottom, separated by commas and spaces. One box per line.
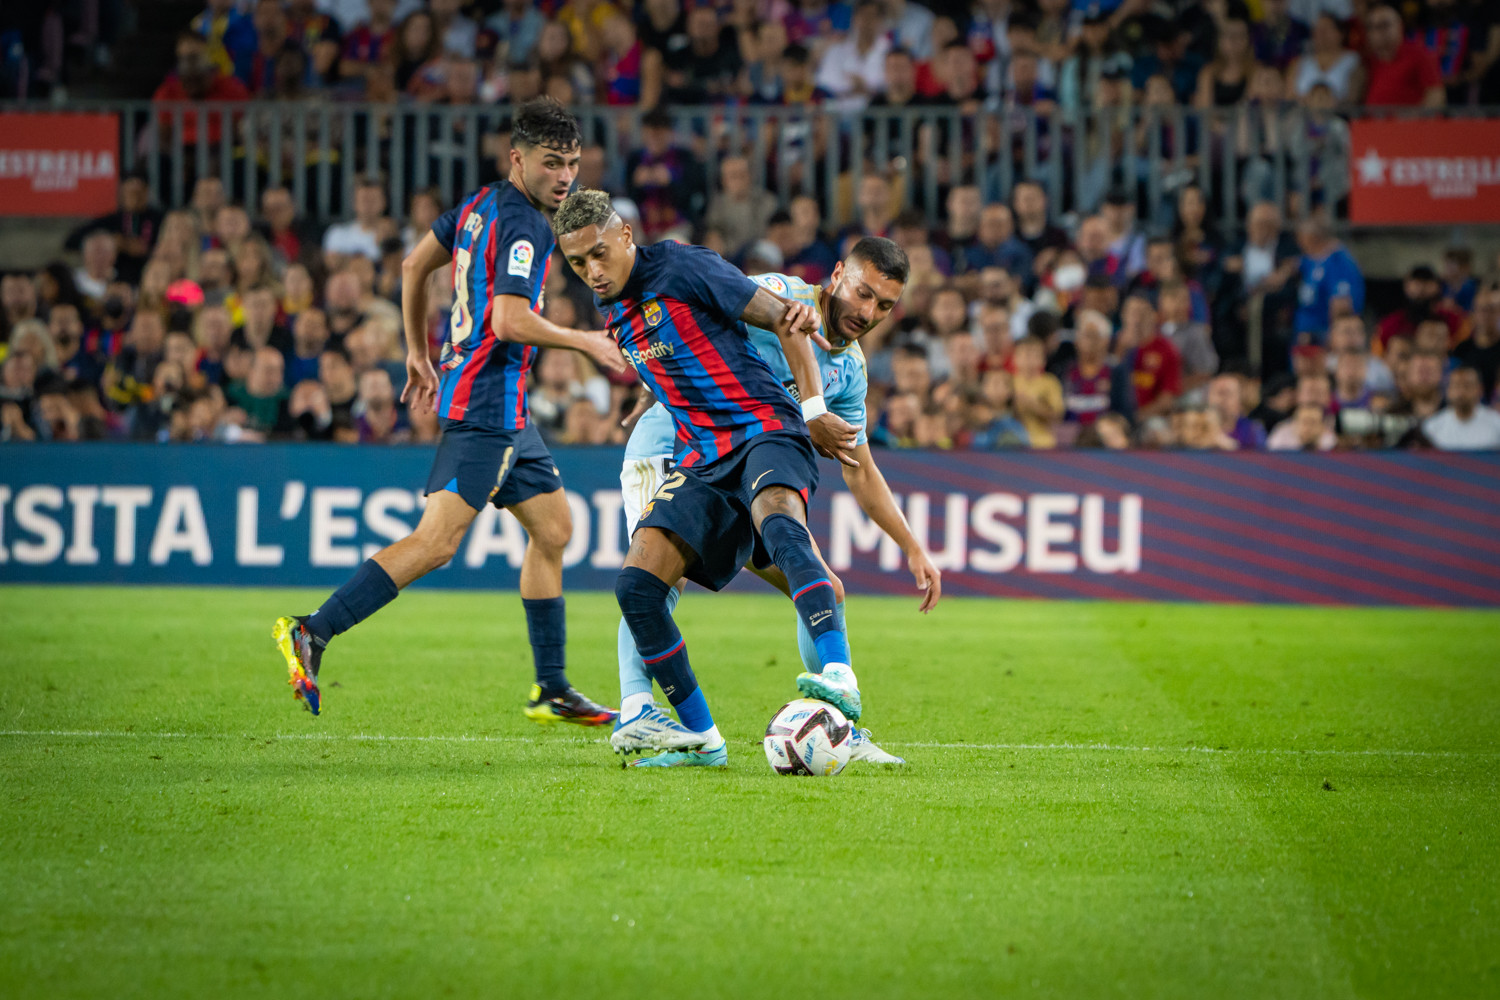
555, 188, 870, 768
612, 239, 942, 766
273, 99, 627, 724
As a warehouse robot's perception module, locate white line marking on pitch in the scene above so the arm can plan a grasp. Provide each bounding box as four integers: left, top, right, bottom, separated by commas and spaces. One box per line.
0, 730, 1491, 758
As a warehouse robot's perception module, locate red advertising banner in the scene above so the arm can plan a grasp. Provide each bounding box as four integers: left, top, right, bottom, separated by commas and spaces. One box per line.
1349, 117, 1500, 224
0, 113, 120, 217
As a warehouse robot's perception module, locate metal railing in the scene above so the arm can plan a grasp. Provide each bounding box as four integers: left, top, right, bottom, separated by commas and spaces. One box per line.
4, 99, 1495, 229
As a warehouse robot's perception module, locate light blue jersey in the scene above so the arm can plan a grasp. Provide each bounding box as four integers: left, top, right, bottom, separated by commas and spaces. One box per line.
623, 271, 869, 460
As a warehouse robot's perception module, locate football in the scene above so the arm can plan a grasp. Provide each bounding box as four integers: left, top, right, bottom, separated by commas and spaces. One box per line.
763, 698, 854, 776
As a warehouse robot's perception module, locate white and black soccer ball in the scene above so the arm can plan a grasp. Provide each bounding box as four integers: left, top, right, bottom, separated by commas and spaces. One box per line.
764, 698, 853, 776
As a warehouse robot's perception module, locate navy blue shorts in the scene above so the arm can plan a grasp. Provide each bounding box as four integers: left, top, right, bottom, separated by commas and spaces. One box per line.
635, 430, 819, 591
425, 420, 563, 511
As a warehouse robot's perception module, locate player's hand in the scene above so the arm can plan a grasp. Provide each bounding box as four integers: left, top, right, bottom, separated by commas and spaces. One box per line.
907, 546, 942, 613
582, 329, 628, 374
621, 389, 654, 429
401, 353, 440, 414
808, 412, 859, 468
785, 301, 835, 352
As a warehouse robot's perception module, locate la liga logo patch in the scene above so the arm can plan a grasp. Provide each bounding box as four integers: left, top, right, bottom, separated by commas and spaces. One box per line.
507, 240, 534, 277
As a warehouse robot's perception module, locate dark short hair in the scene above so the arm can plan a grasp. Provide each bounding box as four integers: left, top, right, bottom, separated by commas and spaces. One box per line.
512, 97, 581, 152
847, 237, 910, 284
784, 43, 811, 64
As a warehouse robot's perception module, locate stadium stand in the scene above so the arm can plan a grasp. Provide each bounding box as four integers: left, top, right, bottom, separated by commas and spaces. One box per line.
2, 0, 1500, 451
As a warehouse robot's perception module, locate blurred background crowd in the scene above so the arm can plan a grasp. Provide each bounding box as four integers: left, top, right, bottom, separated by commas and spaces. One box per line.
2, 0, 1498, 451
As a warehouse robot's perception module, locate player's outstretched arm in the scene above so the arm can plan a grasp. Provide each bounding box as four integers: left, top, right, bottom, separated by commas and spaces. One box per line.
493, 294, 627, 373
841, 442, 942, 613
741, 289, 860, 467
399, 231, 451, 414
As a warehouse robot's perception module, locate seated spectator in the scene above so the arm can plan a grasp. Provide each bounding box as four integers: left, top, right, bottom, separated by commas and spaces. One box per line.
1287, 14, 1360, 101
1011, 181, 1070, 285
73, 231, 118, 308
816, 0, 888, 110
48, 304, 101, 386
104, 310, 167, 419
784, 197, 840, 284
232, 286, 291, 354
1388, 350, 1447, 429
659, 3, 740, 104
1125, 293, 1182, 420
259, 187, 311, 267
154, 32, 250, 147
956, 204, 1032, 285
1423, 366, 1500, 449
1, 272, 38, 345
286, 309, 329, 386
353, 367, 403, 443
64, 172, 161, 285
944, 328, 982, 392
1010, 336, 1063, 449
1179, 404, 1238, 451
1455, 287, 1500, 400
1294, 215, 1364, 348
1268, 402, 1336, 451
319, 346, 358, 425
487, 0, 545, 66
1156, 281, 1218, 393
1326, 315, 1394, 396
323, 177, 390, 267
1254, 0, 1311, 71
1194, 14, 1255, 110
872, 390, 920, 448
970, 369, 1031, 448
626, 110, 705, 242
391, 10, 440, 91
341, 0, 398, 85
1362, 2, 1444, 108
227, 346, 291, 435
284, 378, 333, 440
1063, 309, 1131, 428
1442, 247, 1478, 313
7, 319, 57, 376
1375, 265, 1464, 354
193, 305, 234, 385
1131, 16, 1203, 105
1332, 350, 1374, 412
704, 156, 778, 259
324, 270, 367, 345
1207, 372, 1264, 450
1099, 189, 1148, 289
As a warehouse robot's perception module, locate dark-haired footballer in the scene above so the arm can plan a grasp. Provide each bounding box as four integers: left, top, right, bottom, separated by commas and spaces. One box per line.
273, 98, 627, 726
612, 236, 942, 767
553, 187, 863, 768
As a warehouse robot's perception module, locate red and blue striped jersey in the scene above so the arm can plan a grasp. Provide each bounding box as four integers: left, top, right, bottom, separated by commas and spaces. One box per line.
431, 180, 553, 430
599, 241, 805, 467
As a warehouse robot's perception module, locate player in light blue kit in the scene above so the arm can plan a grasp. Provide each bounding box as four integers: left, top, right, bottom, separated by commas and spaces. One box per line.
612, 238, 943, 766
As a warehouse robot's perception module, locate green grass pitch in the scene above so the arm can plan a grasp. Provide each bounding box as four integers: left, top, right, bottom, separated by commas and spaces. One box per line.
2, 585, 1498, 999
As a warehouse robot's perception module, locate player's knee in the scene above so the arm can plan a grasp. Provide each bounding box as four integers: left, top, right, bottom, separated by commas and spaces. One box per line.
615, 566, 667, 618
528, 514, 572, 556
830, 572, 846, 604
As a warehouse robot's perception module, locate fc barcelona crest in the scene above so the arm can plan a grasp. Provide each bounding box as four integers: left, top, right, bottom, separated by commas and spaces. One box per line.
643, 299, 663, 328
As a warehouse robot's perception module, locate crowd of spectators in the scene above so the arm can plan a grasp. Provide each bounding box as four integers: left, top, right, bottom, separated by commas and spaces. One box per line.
3, 0, 1500, 452
131, 0, 1500, 112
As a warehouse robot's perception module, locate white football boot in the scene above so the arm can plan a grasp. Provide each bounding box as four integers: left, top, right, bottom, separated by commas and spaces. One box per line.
795, 663, 862, 721
848, 728, 905, 765
609, 703, 709, 756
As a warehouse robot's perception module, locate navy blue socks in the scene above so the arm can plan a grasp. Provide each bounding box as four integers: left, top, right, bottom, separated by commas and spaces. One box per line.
523, 596, 569, 696
759, 513, 850, 668
615, 567, 714, 733
306, 558, 399, 644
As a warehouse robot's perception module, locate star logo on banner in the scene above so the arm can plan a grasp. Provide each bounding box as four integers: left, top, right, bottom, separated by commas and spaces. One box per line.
1357, 148, 1387, 185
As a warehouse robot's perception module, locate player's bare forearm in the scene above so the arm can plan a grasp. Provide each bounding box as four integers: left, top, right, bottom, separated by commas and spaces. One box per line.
400, 231, 449, 355
842, 444, 920, 555
742, 289, 822, 404
495, 298, 626, 372
842, 442, 942, 611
